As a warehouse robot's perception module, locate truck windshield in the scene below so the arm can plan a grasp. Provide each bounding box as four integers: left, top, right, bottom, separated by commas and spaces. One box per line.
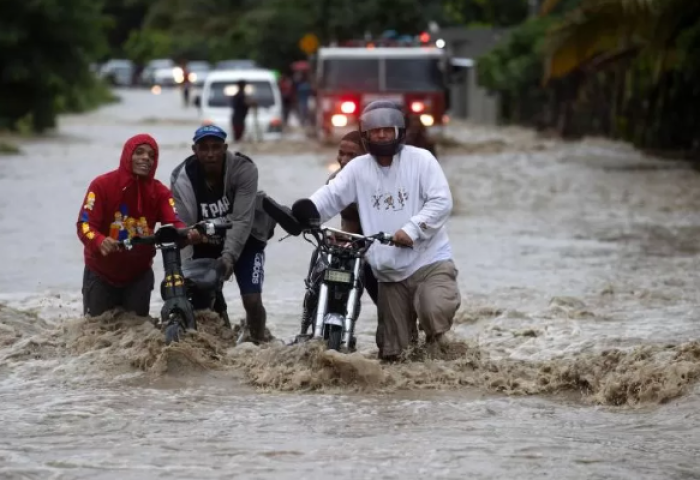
321, 57, 444, 92
321, 58, 380, 91
207, 81, 276, 108
385, 58, 444, 91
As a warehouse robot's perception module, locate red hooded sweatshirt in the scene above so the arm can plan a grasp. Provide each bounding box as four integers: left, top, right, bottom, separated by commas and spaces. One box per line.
77, 134, 185, 286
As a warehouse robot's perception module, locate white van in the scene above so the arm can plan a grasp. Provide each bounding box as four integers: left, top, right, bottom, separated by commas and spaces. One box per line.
199, 69, 283, 141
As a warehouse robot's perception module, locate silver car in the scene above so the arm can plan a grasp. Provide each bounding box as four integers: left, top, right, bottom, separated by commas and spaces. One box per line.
185, 61, 211, 87
99, 59, 134, 87
140, 59, 176, 86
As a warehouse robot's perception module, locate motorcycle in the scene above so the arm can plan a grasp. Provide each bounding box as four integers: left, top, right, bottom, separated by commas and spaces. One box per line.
262, 196, 396, 352
118, 220, 233, 345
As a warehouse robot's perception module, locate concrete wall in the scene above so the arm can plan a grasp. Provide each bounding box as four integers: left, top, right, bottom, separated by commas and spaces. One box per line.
448, 73, 468, 118
467, 67, 499, 125
448, 66, 498, 125
441, 27, 509, 125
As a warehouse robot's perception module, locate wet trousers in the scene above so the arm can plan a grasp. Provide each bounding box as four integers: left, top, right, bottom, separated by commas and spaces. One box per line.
231, 121, 245, 142
82, 267, 154, 317
376, 260, 461, 358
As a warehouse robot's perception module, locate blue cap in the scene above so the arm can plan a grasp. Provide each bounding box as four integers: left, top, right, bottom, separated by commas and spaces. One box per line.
193, 125, 227, 143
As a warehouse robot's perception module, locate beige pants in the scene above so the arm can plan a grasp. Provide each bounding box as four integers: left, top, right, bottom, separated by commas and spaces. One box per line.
376, 260, 461, 358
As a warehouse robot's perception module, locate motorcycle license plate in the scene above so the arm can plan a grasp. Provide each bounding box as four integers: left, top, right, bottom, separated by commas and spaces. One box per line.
324, 269, 353, 284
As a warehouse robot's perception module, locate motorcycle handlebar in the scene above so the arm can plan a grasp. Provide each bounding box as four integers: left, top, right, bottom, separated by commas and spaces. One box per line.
312, 226, 410, 249
323, 227, 393, 245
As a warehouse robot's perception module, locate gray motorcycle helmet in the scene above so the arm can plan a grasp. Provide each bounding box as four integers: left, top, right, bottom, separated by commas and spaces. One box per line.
358, 100, 406, 157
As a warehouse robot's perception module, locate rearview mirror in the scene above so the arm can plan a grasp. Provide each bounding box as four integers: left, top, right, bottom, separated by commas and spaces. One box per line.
193, 95, 201, 108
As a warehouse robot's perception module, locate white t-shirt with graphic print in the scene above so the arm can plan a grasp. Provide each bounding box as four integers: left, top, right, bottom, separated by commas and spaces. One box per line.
310, 145, 453, 282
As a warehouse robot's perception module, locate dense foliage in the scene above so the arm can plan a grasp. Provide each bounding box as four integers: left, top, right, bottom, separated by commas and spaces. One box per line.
0, 0, 116, 132
478, 0, 700, 154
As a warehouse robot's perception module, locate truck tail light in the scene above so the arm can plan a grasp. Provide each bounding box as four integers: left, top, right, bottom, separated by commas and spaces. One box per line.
410, 101, 425, 113
340, 101, 356, 114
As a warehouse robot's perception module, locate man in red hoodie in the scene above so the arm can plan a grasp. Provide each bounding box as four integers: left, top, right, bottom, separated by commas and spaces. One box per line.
77, 134, 190, 317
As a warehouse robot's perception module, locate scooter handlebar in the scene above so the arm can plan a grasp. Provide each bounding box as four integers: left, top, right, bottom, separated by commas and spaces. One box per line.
117, 234, 158, 248
118, 220, 233, 250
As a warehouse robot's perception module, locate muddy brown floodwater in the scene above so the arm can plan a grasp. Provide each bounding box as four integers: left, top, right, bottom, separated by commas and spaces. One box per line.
1, 88, 700, 480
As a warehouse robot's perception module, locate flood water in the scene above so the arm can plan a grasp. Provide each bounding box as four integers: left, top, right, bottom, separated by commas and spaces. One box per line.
1, 88, 699, 479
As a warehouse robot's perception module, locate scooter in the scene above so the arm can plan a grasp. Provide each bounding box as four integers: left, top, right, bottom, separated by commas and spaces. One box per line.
262, 196, 396, 352
119, 219, 232, 345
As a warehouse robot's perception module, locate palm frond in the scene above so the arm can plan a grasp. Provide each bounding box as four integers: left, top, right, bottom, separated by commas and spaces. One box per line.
539, 0, 564, 16
543, 0, 659, 81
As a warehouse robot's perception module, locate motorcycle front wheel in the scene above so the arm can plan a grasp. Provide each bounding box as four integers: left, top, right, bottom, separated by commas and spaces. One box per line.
164, 313, 185, 345
326, 324, 343, 351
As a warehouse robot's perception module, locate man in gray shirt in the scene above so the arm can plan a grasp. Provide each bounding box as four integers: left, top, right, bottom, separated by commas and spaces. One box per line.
170, 125, 276, 344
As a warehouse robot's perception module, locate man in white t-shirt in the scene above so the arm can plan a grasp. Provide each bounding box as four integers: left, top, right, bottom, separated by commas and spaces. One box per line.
293, 101, 461, 361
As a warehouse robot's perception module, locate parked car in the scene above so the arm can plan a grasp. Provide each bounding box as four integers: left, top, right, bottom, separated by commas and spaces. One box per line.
185, 61, 211, 87
99, 59, 134, 87
140, 59, 176, 86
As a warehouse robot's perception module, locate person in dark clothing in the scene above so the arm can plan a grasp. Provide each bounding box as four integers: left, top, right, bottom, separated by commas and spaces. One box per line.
294, 73, 312, 126
279, 74, 294, 127
230, 80, 250, 142
405, 113, 438, 158
170, 125, 277, 344
77, 134, 191, 317
181, 68, 191, 107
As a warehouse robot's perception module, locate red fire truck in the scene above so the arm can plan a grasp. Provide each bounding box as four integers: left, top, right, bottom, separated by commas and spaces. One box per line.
312, 37, 451, 142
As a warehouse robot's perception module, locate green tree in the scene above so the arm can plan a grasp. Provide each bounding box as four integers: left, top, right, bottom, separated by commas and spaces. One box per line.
478, 17, 558, 125
0, 0, 109, 132
102, 0, 150, 59
443, 0, 529, 27
479, 0, 700, 153
139, 0, 446, 70
543, 0, 699, 81
542, 0, 700, 145
123, 29, 173, 64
